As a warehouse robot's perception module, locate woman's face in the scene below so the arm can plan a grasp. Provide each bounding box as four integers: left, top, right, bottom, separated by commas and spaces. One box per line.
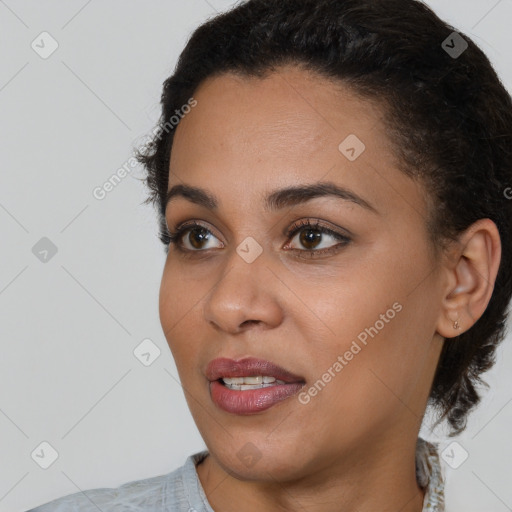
159, 65, 446, 480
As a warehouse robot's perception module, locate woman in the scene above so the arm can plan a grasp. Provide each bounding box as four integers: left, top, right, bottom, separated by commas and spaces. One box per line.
28, 0, 512, 510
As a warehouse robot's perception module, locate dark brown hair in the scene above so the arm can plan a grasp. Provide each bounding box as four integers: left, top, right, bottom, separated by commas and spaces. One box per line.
136, 0, 512, 435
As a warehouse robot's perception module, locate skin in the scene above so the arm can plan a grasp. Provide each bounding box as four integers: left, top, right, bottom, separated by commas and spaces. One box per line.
158, 65, 501, 512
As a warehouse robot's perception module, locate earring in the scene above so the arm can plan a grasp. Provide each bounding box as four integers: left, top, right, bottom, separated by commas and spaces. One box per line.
453, 314, 460, 331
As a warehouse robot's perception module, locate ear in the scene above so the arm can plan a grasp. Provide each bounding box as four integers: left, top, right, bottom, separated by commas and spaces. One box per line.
436, 219, 502, 339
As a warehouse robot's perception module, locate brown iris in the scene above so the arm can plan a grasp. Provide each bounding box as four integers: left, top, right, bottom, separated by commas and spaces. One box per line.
188, 227, 210, 249
299, 229, 322, 250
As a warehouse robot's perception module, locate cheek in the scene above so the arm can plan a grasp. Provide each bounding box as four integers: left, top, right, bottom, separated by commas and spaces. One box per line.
159, 257, 205, 328
159, 262, 198, 360
158, 267, 175, 343
293, 308, 426, 450
292, 241, 437, 413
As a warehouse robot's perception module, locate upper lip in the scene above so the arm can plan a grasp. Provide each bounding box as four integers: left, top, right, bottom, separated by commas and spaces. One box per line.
206, 357, 305, 383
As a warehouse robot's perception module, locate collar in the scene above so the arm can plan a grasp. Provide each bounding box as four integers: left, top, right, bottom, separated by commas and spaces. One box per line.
416, 437, 445, 511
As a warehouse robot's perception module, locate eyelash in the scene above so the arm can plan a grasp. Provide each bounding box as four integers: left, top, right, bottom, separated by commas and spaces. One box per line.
166, 219, 351, 259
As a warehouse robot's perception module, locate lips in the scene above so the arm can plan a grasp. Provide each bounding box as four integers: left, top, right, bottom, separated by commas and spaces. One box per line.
206, 357, 306, 415
206, 357, 305, 383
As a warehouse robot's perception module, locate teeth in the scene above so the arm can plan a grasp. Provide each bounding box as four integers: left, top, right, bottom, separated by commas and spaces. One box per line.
221, 376, 284, 390
225, 377, 244, 385
242, 376, 262, 384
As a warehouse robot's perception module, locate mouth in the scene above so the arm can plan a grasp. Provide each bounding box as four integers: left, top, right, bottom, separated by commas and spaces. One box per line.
219, 375, 288, 391
206, 357, 306, 414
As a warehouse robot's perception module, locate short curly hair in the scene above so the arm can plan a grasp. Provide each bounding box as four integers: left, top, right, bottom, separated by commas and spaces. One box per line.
136, 0, 512, 435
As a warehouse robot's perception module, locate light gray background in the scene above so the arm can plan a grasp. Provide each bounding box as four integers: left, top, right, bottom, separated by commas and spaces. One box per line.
1, 1, 511, 511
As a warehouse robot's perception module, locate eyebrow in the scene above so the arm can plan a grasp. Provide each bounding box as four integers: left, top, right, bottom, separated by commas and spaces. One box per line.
165, 181, 378, 214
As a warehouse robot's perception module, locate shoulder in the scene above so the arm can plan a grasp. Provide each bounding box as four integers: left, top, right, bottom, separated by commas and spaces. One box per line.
27, 451, 209, 512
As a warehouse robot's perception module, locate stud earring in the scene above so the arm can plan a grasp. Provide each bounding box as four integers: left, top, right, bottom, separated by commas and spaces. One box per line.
453, 314, 460, 331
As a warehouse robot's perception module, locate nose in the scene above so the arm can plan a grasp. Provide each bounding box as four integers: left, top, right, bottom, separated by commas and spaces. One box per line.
203, 245, 284, 334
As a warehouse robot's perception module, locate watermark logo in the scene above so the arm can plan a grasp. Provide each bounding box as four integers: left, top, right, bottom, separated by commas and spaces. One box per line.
237, 442, 262, 468
441, 441, 469, 469
236, 236, 263, 263
32, 237, 58, 263
339, 134, 366, 161
31, 31, 59, 59
442, 32, 468, 59
133, 338, 161, 366
31, 441, 59, 469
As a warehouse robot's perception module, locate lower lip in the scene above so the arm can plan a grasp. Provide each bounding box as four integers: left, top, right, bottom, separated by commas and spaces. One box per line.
210, 380, 305, 414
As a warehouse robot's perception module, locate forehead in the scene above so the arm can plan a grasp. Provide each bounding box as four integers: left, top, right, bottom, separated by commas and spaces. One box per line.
168, 65, 427, 223
172, 65, 389, 164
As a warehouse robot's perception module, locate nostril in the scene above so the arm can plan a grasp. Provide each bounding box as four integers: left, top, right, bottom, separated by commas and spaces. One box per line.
241, 320, 260, 327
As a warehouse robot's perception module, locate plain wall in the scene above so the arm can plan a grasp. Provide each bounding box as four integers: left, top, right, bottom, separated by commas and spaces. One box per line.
0, 1, 511, 511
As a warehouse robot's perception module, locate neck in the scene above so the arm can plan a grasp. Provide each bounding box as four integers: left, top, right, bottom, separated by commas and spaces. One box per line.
196, 434, 426, 512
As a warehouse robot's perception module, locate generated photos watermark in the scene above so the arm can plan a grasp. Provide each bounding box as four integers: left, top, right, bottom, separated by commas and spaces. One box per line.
298, 301, 403, 404
92, 97, 198, 201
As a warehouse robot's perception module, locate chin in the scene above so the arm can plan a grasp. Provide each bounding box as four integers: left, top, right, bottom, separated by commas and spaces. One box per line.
206, 434, 312, 482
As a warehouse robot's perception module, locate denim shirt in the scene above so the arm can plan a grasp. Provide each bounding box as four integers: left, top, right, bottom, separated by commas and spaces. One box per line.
27, 438, 444, 511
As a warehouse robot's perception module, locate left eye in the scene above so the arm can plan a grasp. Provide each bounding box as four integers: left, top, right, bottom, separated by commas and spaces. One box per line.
284, 220, 351, 256
288, 226, 343, 251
